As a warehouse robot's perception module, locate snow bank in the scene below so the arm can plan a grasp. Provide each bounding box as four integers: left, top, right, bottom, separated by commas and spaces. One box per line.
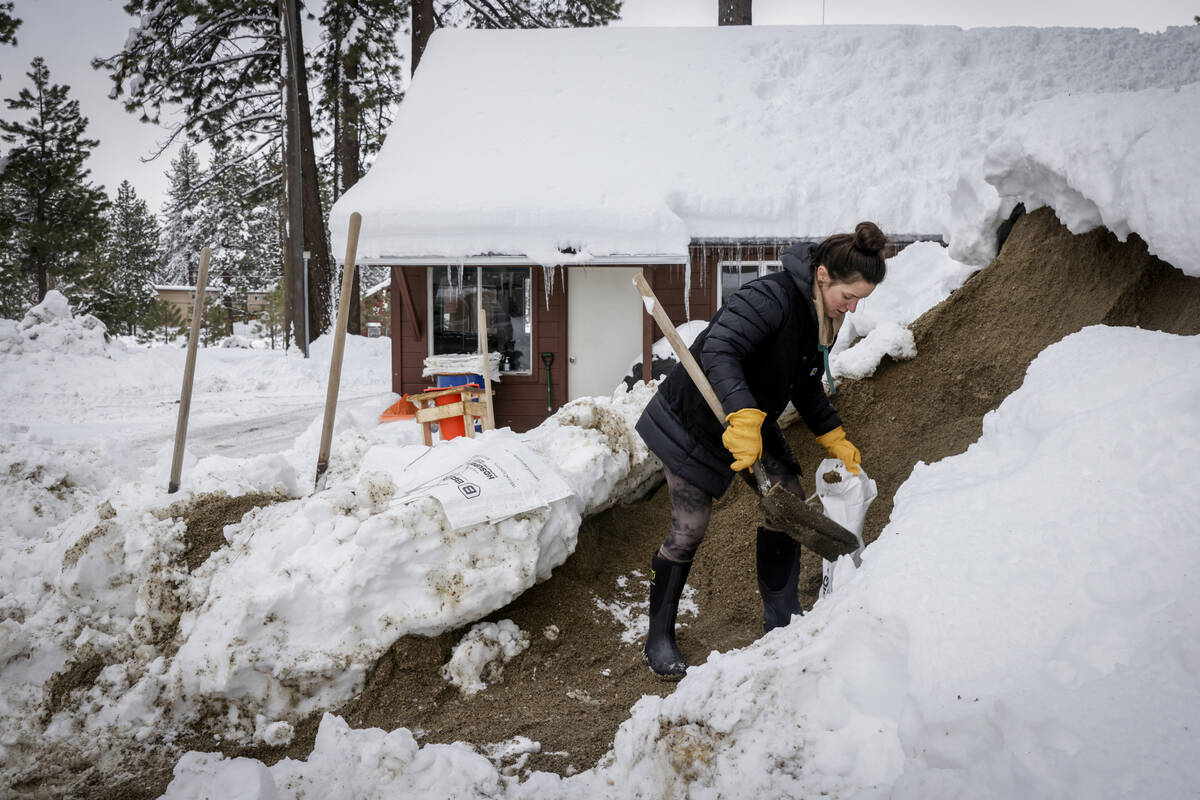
165, 325, 1200, 798
948, 82, 1200, 277
0, 290, 116, 357
831, 241, 976, 380
0, 368, 662, 786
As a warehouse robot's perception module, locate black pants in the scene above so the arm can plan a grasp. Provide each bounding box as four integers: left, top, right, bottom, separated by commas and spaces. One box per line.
659, 450, 805, 563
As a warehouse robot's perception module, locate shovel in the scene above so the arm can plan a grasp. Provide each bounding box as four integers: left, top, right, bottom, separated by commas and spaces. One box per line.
632, 274, 859, 562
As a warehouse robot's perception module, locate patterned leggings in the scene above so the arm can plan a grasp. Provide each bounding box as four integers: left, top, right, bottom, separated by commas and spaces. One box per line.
659, 450, 806, 563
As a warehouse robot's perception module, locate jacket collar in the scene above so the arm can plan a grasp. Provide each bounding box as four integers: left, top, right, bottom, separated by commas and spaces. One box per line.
781, 242, 818, 322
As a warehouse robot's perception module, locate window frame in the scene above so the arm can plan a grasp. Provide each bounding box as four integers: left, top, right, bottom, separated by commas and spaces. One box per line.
426, 265, 534, 376
716, 259, 783, 309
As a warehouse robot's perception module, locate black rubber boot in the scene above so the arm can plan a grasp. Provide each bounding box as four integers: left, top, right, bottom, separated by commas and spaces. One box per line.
643, 552, 692, 679
757, 526, 804, 633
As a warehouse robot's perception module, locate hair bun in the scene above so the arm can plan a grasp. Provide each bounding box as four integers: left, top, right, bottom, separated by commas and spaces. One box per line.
853, 221, 887, 257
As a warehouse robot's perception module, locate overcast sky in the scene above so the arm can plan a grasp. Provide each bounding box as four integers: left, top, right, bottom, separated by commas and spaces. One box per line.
0, 0, 1194, 216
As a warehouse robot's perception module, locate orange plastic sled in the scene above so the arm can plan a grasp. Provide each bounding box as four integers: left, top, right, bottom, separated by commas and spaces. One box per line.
379, 395, 418, 422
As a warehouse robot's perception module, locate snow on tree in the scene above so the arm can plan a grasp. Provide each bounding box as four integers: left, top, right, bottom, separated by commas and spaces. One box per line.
199, 145, 279, 327
0, 57, 108, 305
82, 180, 160, 335
94, 0, 333, 339
159, 142, 207, 286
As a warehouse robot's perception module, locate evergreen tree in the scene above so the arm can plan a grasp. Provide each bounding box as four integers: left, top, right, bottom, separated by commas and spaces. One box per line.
315, 0, 407, 334
200, 293, 230, 346
96, 0, 334, 338
0, 2, 19, 81
139, 297, 186, 344
252, 282, 286, 348
0, 179, 28, 318
83, 181, 160, 335
0, 57, 109, 303
316, 0, 406, 195
443, 0, 621, 28
200, 145, 278, 329
159, 142, 206, 285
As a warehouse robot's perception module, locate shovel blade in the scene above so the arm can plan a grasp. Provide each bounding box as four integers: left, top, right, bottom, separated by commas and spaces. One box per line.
759, 483, 859, 562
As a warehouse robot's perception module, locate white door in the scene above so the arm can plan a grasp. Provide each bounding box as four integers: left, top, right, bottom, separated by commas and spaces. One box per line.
566, 266, 643, 401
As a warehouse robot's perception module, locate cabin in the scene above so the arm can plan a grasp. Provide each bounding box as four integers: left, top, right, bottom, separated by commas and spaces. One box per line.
154, 285, 223, 327
329, 24, 1200, 432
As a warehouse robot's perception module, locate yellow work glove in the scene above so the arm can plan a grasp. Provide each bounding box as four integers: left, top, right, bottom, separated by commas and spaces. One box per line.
722, 408, 767, 472
816, 425, 862, 475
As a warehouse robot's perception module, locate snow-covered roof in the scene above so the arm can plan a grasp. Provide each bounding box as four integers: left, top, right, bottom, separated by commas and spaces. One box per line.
329, 24, 1200, 269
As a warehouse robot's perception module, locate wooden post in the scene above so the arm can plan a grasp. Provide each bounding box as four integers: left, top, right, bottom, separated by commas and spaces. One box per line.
168, 247, 211, 494
477, 307, 496, 431
314, 212, 362, 491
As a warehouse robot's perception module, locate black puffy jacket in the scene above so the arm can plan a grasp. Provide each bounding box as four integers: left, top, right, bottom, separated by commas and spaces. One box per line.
635, 242, 842, 498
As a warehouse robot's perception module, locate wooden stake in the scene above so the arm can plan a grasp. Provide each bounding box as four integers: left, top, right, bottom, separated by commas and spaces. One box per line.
168, 246, 211, 494
477, 307, 496, 431
314, 212, 362, 491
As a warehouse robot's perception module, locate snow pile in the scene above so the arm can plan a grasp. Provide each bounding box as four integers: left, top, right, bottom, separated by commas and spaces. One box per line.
0, 290, 116, 357
163, 325, 1200, 798
330, 25, 1200, 267
442, 620, 531, 695
0, 426, 119, 540
0, 374, 662, 785
831, 241, 977, 380
524, 381, 663, 516
949, 82, 1200, 276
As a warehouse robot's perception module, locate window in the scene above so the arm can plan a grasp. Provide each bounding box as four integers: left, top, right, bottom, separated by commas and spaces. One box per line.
429, 266, 533, 375
718, 260, 782, 308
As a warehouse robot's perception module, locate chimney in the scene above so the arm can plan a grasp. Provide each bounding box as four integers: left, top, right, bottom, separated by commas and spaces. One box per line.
718, 0, 751, 25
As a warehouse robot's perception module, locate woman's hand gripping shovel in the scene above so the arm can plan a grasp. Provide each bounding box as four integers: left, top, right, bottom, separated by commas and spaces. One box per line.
632, 275, 859, 562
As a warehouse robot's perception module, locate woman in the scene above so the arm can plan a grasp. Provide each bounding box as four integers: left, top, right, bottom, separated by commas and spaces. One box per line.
634, 222, 888, 678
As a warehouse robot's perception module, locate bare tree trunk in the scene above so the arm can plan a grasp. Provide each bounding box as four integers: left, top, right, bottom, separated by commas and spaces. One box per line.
290, 0, 333, 337
718, 0, 751, 25
340, 57, 362, 335
281, 0, 306, 352
36, 262, 48, 301
412, 0, 435, 76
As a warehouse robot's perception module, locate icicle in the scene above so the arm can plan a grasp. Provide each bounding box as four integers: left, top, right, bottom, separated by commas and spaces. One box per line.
758, 243, 765, 274
543, 265, 553, 311
684, 252, 692, 321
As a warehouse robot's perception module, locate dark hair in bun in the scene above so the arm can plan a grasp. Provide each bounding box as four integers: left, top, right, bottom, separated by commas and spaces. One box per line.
814, 221, 888, 284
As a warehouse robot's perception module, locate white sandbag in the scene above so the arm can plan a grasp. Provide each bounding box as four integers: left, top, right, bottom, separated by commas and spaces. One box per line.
815, 457, 877, 598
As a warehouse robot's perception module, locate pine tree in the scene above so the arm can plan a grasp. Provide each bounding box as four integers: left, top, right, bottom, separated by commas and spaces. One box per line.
200, 293, 230, 346
159, 143, 206, 285
252, 282, 286, 348
315, 0, 407, 335
139, 297, 186, 344
95, 0, 334, 340
84, 181, 160, 335
0, 2, 20, 80
316, 0, 406, 195
0, 57, 109, 303
199, 145, 279, 329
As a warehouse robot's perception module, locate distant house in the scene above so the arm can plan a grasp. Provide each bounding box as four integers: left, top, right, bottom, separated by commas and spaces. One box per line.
329, 24, 1200, 432
245, 290, 271, 319
362, 279, 390, 338
154, 285, 223, 327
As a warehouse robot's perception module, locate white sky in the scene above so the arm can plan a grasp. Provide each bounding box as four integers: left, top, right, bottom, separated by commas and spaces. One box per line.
0, 0, 1194, 214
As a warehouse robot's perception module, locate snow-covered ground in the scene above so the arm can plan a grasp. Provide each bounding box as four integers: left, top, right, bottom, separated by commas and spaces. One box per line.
4, 24, 1200, 800
0, 238, 960, 792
